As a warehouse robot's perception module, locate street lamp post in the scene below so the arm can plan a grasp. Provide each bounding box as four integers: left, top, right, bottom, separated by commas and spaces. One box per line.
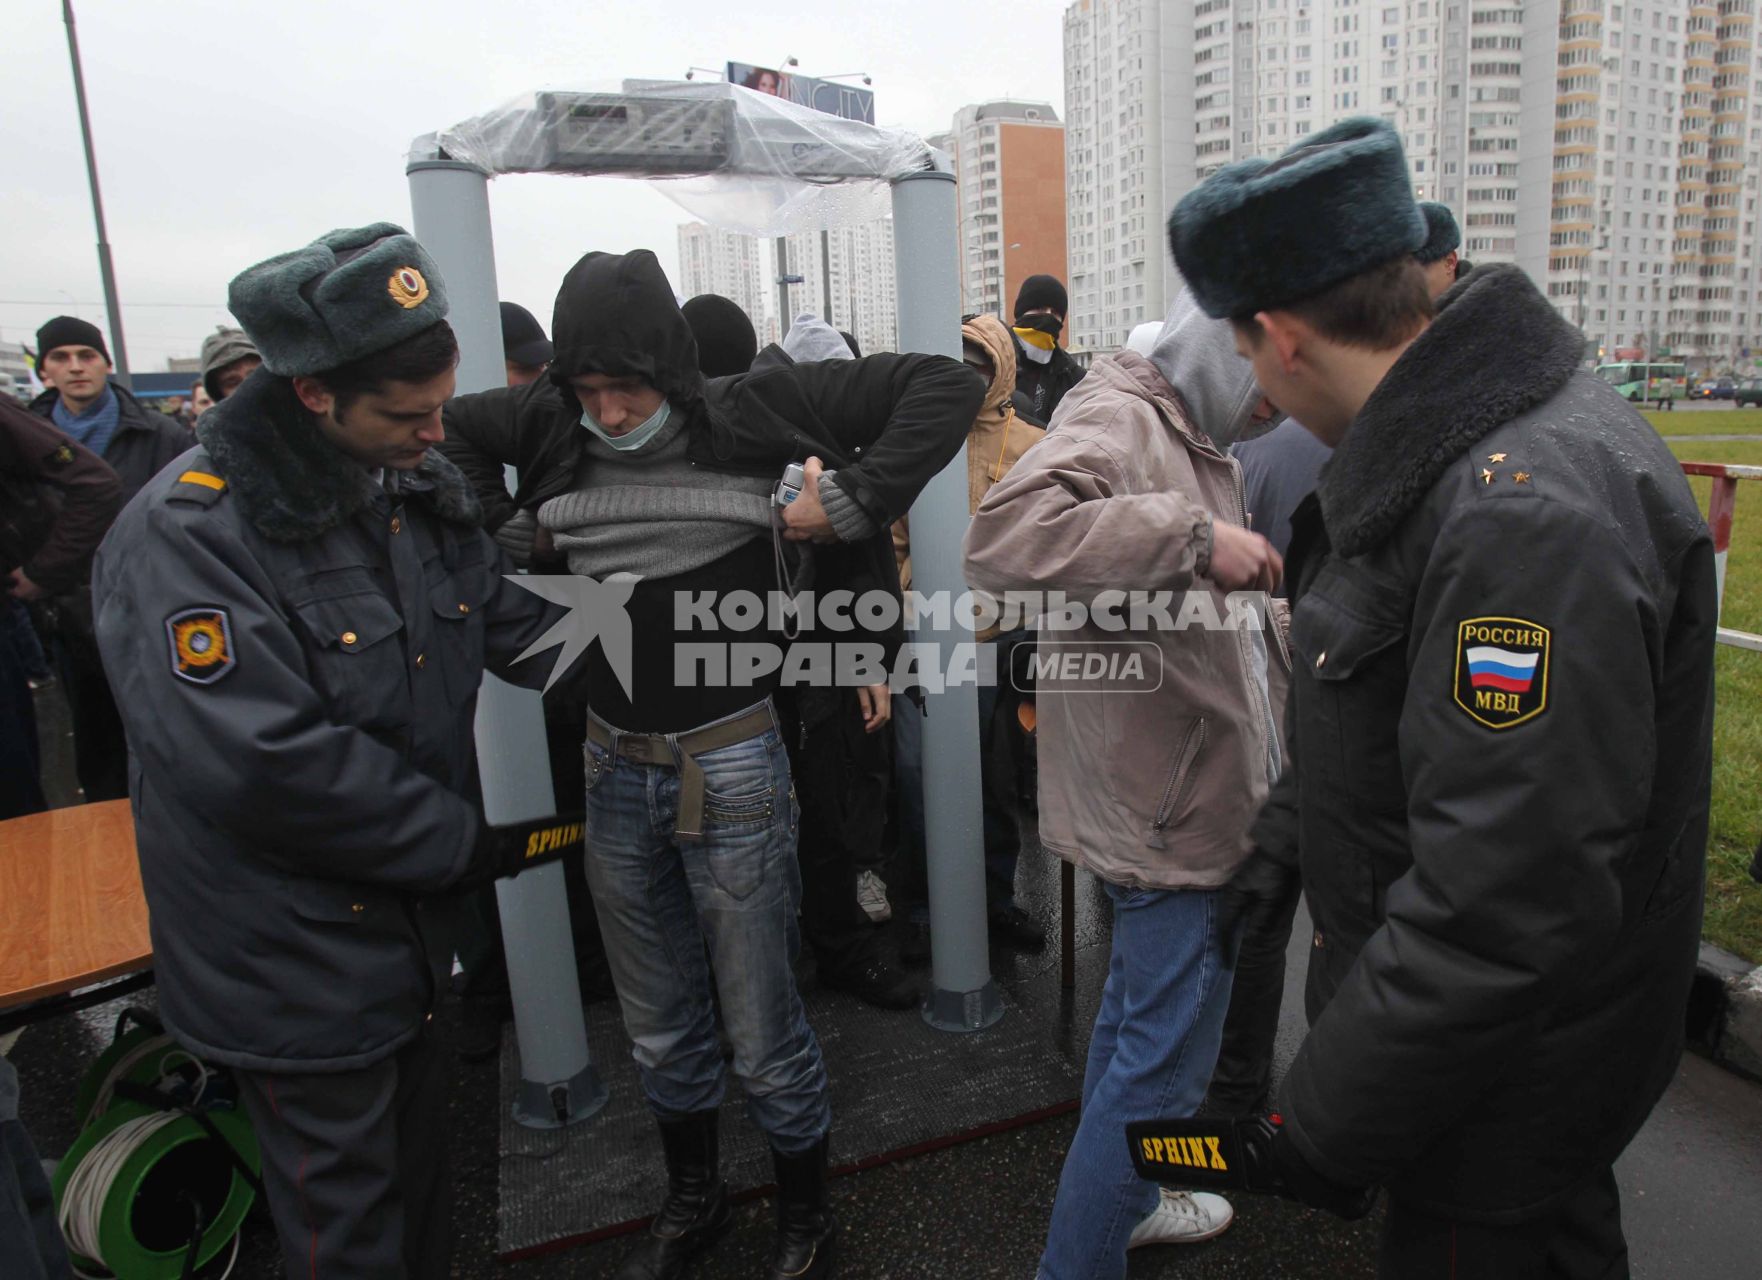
61, 0, 130, 387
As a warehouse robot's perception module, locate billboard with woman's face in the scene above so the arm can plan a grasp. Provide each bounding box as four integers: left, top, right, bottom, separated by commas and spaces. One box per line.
726, 62, 875, 125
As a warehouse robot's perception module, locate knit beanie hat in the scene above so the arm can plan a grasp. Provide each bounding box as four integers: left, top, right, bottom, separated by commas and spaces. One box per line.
681, 294, 759, 377
35, 316, 110, 366
1014, 274, 1069, 321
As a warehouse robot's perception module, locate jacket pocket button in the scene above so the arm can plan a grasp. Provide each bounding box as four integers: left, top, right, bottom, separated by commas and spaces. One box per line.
352, 903, 365, 913
390, 516, 402, 534
1313, 929, 1324, 948
1315, 650, 1327, 669
415, 652, 426, 669
341, 630, 358, 646
457, 603, 470, 614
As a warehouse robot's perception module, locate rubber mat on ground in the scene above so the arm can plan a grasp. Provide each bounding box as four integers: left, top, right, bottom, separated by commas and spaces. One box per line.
496, 984, 1080, 1257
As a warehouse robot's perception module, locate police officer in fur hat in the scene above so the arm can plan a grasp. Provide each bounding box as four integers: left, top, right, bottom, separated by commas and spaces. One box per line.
93, 224, 571, 1279
1413, 201, 1463, 299
1171, 119, 1716, 1277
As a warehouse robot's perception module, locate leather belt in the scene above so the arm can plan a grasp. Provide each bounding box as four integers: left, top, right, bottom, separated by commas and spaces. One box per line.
584, 703, 776, 842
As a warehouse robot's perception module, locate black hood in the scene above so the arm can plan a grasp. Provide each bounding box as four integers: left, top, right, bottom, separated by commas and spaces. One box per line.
549, 250, 705, 413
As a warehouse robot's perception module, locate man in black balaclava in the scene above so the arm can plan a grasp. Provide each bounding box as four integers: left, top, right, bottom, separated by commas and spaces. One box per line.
1010, 274, 1086, 423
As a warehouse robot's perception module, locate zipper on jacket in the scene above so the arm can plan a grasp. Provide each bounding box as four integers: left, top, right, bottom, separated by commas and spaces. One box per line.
1148, 718, 1207, 849
1226, 455, 1286, 775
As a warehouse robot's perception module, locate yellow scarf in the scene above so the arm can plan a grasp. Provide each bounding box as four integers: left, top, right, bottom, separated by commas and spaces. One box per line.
1012, 325, 1058, 352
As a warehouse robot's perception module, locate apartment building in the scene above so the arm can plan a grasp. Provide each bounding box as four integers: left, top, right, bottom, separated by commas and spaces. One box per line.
939, 102, 1069, 320
1540, 0, 1762, 369
1063, 0, 1762, 369
677, 221, 771, 339
779, 217, 900, 356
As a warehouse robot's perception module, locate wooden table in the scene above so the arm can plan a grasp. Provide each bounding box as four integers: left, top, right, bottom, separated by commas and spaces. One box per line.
0, 801, 153, 1020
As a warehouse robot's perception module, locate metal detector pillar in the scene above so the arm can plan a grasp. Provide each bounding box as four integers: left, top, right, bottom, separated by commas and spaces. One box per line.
890, 170, 1003, 1033
407, 159, 608, 1127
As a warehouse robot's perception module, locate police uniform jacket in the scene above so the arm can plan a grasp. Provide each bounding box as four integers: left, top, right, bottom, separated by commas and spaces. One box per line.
1254, 266, 1717, 1220
93, 370, 558, 1073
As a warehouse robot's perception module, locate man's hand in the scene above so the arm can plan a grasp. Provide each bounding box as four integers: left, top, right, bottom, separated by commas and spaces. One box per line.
1208, 523, 1284, 594
7, 569, 43, 602
856, 683, 892, 733
1217, 848, 1298, 957
782, 456, 839, 545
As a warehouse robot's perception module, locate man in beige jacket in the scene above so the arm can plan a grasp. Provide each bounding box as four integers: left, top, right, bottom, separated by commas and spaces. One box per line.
893, 315, 1046, 960
963, 291, 1285, 1279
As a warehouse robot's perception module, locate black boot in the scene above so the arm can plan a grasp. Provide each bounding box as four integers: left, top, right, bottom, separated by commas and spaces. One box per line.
768, 1137, 837, 1279
615, 1111, 732, 1280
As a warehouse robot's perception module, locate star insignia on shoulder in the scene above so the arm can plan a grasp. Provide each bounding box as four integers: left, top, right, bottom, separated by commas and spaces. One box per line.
1488, 452, 1509, 463
1481, 468, 1496, 485
1513, 471, 1532, 485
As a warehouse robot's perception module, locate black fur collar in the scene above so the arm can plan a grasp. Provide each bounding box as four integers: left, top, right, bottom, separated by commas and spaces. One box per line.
1318, 264, 1584, 558
196, 369, 481, 544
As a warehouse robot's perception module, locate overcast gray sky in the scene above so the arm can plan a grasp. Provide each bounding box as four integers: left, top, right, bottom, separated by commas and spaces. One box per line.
2, 0, 1069, 371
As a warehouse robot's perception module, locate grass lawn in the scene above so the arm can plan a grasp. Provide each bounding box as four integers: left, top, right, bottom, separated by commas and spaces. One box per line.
1667, 436, 1762, 963
1645, 407, 1762, 437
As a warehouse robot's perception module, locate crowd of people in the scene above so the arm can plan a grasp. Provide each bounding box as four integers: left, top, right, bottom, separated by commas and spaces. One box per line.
0, 116, 1717, 1280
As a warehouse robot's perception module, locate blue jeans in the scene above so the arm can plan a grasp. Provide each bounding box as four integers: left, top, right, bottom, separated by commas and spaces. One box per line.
581, 708, 832, 1153
1038, 884, 1235, 1280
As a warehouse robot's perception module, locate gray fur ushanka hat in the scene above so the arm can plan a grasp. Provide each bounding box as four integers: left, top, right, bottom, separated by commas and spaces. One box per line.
1414, 201, 1463, 265
1168, 118, 1427, 319
227, 223, 449, 376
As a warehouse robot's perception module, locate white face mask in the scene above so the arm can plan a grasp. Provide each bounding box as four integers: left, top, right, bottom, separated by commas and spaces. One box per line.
581, 399, 671, 452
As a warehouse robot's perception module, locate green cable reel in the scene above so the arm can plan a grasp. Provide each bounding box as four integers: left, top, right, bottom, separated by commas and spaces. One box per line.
71, 1021, 175, 1128
52, 1098, 261, 1279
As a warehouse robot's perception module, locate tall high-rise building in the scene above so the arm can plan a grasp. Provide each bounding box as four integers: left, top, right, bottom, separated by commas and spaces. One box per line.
779, 218, 899, 356
1063, 0, 1762, 369
677, 222, 770, 338
1536, 0, 1762, 370
939, 102, 1069, 320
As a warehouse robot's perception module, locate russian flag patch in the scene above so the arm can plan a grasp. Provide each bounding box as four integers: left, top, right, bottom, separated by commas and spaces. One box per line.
1454, 617, 1549, 729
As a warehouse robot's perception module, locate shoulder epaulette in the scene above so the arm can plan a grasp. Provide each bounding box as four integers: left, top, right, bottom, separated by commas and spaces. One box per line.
1470, 446, 1537, 498
166, 468, 229, 507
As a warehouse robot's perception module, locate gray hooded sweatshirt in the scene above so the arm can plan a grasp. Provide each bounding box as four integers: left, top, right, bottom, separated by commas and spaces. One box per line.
963, 289, 1288, 887
779, 315, 854, 364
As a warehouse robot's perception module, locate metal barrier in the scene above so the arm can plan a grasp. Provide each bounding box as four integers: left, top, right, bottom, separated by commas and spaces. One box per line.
1682, 462, 1762, 652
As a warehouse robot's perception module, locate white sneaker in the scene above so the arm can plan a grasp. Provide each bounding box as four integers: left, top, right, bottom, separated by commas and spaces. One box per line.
1127, 1188, 1234, 1248
856, 869, 892, 923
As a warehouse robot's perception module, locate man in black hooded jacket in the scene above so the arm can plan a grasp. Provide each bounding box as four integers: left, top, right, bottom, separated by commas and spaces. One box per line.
444, 249, 980, 1280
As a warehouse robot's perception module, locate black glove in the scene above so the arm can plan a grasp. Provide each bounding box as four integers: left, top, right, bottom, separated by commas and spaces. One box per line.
458, 812, 587, 888
1267, 1124, 1376, 1221
1217, 848, 1298, 956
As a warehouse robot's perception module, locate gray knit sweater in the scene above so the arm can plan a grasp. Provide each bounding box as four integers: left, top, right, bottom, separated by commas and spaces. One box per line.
539, 411, 880, 580
539, 415, 772, 580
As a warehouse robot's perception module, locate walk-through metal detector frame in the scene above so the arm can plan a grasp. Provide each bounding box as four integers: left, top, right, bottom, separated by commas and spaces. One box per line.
407, 96, 1001, 1129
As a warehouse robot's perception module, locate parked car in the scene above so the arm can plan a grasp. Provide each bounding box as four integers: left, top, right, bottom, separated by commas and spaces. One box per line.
1691, 378, 1735, 399
1734, 379, 1762, 407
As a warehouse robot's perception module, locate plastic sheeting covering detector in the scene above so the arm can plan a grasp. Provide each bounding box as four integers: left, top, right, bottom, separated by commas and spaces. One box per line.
410, 81, 945, 239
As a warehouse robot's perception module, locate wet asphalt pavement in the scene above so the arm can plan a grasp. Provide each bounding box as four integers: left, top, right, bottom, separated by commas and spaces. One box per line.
10, 683, 1762, 1278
